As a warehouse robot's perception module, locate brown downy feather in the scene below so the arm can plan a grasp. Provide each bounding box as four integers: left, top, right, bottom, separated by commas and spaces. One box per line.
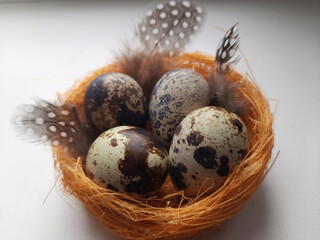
114, 47, 172, 101
209, 23, 249, 115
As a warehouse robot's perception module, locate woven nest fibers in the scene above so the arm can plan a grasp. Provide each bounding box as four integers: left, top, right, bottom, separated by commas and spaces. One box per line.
52, 52, 274, 240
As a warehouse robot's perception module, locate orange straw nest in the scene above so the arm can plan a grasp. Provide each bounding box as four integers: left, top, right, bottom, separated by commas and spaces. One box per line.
53, 52, 274, 240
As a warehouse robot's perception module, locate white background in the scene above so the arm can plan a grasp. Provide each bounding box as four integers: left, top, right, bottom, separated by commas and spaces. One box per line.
1, 0, 320, 239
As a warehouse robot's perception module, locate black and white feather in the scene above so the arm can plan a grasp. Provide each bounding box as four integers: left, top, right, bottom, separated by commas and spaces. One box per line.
12, 98, 88, 156
210, 23, 248, 115
215, 23, 240, 73
137, 0, 205, 53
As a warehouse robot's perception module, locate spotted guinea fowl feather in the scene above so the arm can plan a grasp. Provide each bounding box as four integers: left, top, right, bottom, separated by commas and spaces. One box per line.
209, 23, 249, 115
12, 98, 88, 156
137, 0, 205, 53
215, 23, 240, 73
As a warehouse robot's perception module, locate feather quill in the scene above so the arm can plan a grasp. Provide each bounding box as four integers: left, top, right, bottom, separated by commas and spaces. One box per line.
209, 23, 249, 115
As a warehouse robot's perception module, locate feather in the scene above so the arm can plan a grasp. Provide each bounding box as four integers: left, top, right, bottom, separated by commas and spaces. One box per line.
209, 23, 249, 115
114, 45, 171, 100
137, 0, 205, 53
215, 23, 240, 73
11, 98, 90, 157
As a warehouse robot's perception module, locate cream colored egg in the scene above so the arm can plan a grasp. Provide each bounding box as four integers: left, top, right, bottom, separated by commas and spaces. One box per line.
168, 106, 250, 197
149, 68, 210, 147
85, 126, 168, 195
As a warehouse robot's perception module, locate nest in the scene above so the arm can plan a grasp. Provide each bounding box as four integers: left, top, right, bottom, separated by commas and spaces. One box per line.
53, 52, 274, 240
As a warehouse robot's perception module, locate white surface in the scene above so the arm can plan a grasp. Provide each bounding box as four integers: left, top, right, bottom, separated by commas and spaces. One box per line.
1, 0, 320, 239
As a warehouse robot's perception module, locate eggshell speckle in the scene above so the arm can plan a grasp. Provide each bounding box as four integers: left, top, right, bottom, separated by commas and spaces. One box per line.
85, 126, 168, 195
84, 73, 148, 132
168, 106, 250, 197
149, 68, 210, 147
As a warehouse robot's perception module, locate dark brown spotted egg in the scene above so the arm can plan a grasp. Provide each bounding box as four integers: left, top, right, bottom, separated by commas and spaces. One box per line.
168, 106, 250, 197
85, 125, 168, 196
84, 73, 148, 132
149, 68, 210, 147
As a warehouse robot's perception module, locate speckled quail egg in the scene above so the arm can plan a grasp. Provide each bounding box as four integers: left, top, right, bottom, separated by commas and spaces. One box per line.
168, 106, 250, 197
84, 73, 148, 132
149, 68, 210, 147
85, 125, 168, 195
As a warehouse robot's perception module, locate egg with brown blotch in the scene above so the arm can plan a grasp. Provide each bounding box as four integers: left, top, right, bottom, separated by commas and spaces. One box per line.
85, 126, 168, 196
168, 106, 250, 197
149, 68, 210, 147
84, 73, 148, 132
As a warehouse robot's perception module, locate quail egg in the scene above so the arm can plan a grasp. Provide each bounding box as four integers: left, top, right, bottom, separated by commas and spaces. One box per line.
168, 106, 250, 197
149, 68, 210, 147
84, 73, 148, 132
85, 125, 168, 195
